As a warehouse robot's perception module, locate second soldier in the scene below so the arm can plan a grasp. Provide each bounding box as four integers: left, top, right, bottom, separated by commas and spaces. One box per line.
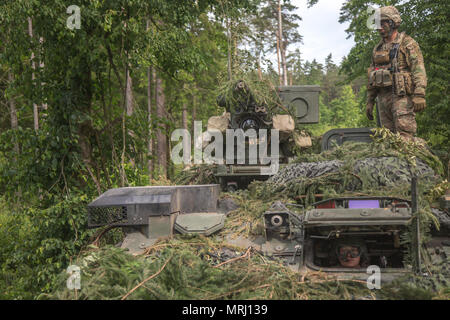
366, 6, 427, 141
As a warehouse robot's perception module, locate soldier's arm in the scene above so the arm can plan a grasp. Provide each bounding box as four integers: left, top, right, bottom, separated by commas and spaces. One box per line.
405, 38, 427, 96
367, 62, 378, 104
367, 88, 378, 104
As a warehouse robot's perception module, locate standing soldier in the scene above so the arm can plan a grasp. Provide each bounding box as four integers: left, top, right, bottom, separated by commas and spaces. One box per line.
366, 6, 427, 141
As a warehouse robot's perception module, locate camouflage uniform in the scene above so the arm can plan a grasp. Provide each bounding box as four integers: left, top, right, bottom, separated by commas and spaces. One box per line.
366, 6, 427, 141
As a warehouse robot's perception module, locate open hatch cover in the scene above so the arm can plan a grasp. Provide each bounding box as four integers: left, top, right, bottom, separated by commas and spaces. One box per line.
175, 212, 225, 236
304, 208, 412, 226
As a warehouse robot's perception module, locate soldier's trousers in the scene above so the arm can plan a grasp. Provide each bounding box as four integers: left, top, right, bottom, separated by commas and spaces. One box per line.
377, 87, 417, 140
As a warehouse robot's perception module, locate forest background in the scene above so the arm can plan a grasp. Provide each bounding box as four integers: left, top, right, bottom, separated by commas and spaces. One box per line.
0, 0, 448, 299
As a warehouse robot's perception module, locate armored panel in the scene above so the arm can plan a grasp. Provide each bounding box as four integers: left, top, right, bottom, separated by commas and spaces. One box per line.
278, 85, 320, 124
261, 239, 300, 257
88, 206, 128, 227
148, 215, 175, 239
321, 128, 374, 151
174, 185, 220, 213
263, 211, 290, 239
87, 185, 220, 228
88, 187, 175, 227
174, 212, 225, 236
304, 208, 411, 226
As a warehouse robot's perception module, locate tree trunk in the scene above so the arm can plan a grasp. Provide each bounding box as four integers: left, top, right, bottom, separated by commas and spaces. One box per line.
147, 65, 153, 178
125, 64, 135, 170
191, 93, 197, 137
257, 57, 263, 80
120, 63, 128, 186
146, 21, 154, 179
155, 71, 167, 178
276, 35, 282, 86
278, 0, 288, 86
152, 69, 157, 171
234, 35, 238, 66
182, 103, 188, 131
8, 71, 19, 154
39, 37, 47, 113
28, 17, 39, 131
126, 68, 134, 116
182, 99, 189, 167
74, 57, 102, 194
226, 18, 232, 81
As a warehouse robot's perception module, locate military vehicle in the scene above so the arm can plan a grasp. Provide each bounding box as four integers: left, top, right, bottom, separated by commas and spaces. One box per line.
210, 81, 320, 191
263, 179, 449, 283
260, 197, 415, 282
86, 80, 448, 284
87, 177, 449, 283
210, 82, 394, 191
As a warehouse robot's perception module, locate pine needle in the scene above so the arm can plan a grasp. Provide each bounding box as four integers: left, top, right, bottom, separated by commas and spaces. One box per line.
121, 254, 173, 300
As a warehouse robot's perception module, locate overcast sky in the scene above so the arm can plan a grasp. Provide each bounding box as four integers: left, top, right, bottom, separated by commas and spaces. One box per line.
287, 0, 355, 66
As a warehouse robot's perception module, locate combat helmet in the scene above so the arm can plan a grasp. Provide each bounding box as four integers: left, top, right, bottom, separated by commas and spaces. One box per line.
380, 6, 402, 28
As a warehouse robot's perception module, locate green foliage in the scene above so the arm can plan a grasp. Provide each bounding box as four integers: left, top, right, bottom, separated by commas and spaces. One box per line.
223, 190, 273, 236
44, 229, 448, 300
0, 193, 95, 299
0, 0, 259, 300
216, 69, 285, 114
295, 54, 368, 137
251, 0, 303, 60
309, 85, 365, 136
379, 257, 450, 300
0, 0, 448, 300
173, 164, 218, 186
45, 238, 376, 300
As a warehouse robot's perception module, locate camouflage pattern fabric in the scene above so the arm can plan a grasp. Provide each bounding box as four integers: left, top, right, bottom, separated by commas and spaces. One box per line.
367, 7, 427, 141
377, 87, 417, 140
400, 34, 427, 96
379, 6, 402, 28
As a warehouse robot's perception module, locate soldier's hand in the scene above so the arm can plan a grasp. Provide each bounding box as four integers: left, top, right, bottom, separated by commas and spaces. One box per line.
412, 96, 426, 112
366, 102, 374, 120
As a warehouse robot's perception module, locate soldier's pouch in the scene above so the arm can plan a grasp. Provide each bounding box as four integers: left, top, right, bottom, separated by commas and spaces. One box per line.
401, 72, 413, 95
374, 50, 390, 65
369, 69, 392, 88
393, 72, 406, 96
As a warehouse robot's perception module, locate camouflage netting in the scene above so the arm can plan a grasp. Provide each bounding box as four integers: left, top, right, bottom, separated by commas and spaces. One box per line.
271, 157, 436, 186
216, 71, 286, 116
251, 128, 444, 206
295, 129, 444, 176
173, 164, 218, 185
264, 156, 438, 204
250, 129, 448, 295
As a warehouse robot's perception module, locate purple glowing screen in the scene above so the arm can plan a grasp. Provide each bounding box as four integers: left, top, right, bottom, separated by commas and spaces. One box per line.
348, 200, 380, 209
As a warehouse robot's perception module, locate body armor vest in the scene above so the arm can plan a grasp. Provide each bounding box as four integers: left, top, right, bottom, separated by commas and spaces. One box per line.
368, 32, 412, 96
